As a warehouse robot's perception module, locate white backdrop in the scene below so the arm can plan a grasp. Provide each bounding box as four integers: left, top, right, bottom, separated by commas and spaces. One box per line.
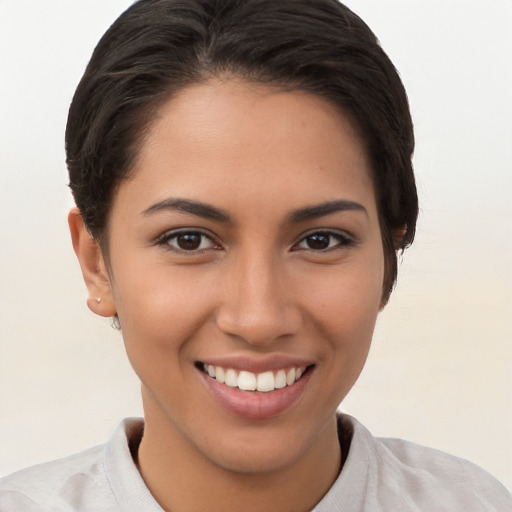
1, 0, 511, 487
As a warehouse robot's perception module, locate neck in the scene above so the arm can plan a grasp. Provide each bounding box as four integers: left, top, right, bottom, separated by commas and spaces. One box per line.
136, 398, 341, 512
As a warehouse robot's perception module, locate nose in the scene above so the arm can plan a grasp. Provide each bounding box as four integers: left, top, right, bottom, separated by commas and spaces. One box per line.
215, 252, 302, 346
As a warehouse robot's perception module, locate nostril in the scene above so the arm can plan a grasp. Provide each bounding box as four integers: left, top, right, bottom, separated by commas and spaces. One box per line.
215, 306, 303, 347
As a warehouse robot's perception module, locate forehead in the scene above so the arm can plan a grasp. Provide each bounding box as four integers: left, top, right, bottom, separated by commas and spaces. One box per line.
119, 79, 376, 219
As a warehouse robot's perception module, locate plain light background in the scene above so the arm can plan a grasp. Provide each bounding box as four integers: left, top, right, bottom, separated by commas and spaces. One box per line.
1, 0, 511, 488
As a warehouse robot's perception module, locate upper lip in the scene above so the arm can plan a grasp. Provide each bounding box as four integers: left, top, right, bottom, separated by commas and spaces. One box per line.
198, 355, 315, 374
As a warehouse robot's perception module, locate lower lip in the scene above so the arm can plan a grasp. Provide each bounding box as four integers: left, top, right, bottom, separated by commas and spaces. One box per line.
199, 368, 313, 420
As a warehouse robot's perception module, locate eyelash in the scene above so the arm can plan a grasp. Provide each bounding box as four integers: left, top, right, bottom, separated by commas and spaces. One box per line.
156, 229, 219, 254
293, 230, 355, 252
156, 228, 354, 254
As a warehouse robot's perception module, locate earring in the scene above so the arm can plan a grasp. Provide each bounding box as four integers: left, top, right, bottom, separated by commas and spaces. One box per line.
96, 297, 102, 304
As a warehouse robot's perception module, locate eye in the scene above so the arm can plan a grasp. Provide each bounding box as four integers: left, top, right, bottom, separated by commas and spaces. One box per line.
295, 230, 354, 251
158, 230, 218, 253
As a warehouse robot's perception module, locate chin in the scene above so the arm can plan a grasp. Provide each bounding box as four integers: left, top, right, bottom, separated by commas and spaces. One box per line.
196, 413, 335, 477
204, 438, 306, 476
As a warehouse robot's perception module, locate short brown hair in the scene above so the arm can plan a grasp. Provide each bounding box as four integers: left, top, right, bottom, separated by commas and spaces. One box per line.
66, 0, 418, 301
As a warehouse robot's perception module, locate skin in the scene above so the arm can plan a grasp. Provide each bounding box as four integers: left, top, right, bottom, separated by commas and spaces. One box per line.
70, 79, 388, 512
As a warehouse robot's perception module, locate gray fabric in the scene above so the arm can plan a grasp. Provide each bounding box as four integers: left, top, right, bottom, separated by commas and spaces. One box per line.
1, 415, 510, 511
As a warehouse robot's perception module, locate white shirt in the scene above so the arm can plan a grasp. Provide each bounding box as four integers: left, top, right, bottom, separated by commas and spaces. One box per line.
1, 414, 510, 511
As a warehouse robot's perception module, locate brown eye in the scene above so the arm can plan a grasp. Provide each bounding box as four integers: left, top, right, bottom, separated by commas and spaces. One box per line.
160, 230, 217, 252
296, 231, 353, 251
305, 233, 331, 250
176, 233, 203, 250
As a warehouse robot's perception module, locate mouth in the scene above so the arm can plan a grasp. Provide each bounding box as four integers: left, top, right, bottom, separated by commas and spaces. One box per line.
196, 360, 315, 419
197, 362, 314, 393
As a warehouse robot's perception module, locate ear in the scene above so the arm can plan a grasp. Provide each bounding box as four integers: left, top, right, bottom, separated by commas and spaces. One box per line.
68, 208, 117, 317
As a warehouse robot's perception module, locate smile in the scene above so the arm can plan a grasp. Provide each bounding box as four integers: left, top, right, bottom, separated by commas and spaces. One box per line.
202, 364, 309, 393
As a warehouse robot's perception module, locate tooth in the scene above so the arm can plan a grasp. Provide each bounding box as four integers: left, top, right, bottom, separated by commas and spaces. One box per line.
296, 367, 303, 379
274, 370, 287, 389
286, 368, 296, 385
225, 369, 238, 387
215, 366, 225, 383
207, 365, 216, 378
256, 371, 275, 392
238, 371, 257, 391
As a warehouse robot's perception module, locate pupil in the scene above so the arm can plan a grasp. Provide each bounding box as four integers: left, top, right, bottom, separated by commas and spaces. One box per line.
177, 233, 201, 250
307, 234, 330, 250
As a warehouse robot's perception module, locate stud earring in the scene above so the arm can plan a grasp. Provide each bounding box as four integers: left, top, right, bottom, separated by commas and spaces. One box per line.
96, 297, 102, 304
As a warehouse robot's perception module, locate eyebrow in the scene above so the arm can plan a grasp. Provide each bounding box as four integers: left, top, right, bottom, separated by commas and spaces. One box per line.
289, 200, 368, 222
142, 198, 231, 222
142, 197, 367, 223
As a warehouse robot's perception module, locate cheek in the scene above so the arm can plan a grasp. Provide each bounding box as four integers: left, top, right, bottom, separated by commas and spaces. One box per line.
110, 268, 220, 404
300, 254, 384, 349
111, 264, 218, 357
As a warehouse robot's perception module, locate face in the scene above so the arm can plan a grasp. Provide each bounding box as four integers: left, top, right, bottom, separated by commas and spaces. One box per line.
86, 80, 385, 474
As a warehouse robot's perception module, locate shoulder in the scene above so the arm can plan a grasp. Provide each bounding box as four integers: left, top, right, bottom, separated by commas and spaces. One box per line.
375, 436, 511, 509
324, 414, 512, 512
0, 418, 146, 512
0, 444, 107, 512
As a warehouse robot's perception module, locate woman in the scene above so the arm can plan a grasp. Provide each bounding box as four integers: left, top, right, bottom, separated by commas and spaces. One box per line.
1, 0, 510, 510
